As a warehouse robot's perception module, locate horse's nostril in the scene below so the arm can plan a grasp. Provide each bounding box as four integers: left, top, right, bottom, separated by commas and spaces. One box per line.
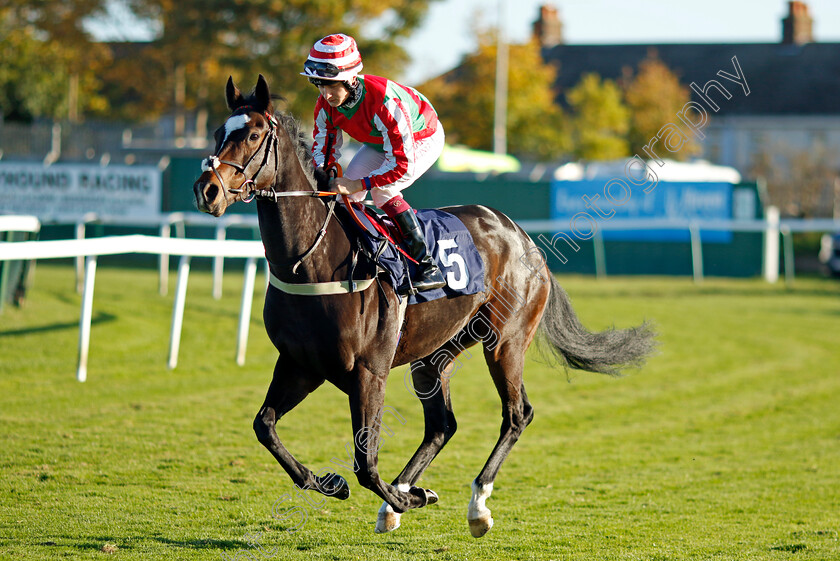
204, 183, 219, 202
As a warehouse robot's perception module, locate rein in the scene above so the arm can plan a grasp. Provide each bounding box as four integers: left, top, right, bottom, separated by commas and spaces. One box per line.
202, 109, 387, 295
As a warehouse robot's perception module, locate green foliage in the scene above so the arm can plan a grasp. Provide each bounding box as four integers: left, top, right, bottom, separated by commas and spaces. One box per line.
2, 265, 839, 559
566, 73, 630, 161
0, 28, 67, 120
420, 40, 495, 152
0, 3, 110, 121
423, 38, 701, 164
105, 0, 440, 123
421, 32, 569, 161
623, 51, 698, 160
0, 1, 699, 168
506, 40, 570, 161
0, 0, 440, 123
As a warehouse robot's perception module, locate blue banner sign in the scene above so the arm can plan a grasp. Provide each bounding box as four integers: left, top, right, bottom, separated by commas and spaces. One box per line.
550, 180, 733, 242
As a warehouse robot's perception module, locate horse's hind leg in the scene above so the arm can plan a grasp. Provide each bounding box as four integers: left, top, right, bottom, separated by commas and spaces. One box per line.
468, 340, 535, 537
375, 336, 474, 532
254, 357, 349, 500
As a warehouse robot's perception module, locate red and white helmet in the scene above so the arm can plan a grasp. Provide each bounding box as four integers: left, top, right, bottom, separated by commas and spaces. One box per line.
301, 34, 363, 83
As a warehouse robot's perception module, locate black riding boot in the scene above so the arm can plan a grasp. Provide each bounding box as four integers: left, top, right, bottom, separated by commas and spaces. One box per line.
393, 209, 447, 295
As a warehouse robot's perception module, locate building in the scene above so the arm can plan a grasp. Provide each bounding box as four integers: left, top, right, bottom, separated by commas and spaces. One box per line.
535, 1, 840, 216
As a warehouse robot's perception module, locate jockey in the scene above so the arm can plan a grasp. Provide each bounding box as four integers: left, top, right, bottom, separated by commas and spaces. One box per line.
301, 33, 447, 295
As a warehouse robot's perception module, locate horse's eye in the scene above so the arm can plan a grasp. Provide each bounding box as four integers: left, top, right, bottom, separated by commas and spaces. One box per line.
250, 133, 260, 141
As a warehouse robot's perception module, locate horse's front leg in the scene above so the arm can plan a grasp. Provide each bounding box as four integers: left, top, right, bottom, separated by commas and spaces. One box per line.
349, 364, 438, 521
254, 356, 350, 500
375, 370, 455, 533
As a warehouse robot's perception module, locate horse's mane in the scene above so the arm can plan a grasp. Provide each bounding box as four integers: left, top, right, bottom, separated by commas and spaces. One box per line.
234, 87, 329, 190
272, 111, 333, 191
273, 112, 317, 187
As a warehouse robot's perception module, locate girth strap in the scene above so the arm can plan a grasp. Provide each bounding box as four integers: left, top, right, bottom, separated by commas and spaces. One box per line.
269, 272, 376, 296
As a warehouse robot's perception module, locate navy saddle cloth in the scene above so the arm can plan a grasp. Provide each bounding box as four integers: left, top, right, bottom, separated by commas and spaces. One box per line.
344, 205, 485, 305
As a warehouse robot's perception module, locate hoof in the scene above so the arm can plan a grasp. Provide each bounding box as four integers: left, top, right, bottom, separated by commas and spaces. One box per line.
409, 486, 439, 507
425, 489, 439, 505
467, 480, 494, 537
375, 483, 410, 533
375, 509, 401, 533
468, 514, 494, 538
315, 473, 350, 500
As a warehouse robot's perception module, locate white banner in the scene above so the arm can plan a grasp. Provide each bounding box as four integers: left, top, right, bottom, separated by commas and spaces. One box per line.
0, 163, 162, 220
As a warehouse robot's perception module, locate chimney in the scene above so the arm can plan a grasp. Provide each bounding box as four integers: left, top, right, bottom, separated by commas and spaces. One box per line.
782, 1, 813, 45
532, 4, 563, 48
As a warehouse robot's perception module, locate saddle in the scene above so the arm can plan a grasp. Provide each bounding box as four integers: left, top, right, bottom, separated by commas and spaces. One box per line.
334, 201, 486, 305
341, 201, 412, 260
359, 204, 400, 239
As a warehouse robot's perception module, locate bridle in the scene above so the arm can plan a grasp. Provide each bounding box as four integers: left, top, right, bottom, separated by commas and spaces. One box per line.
200, 107, 338, 274
201, 109, 270, 202
201, 108, 336, 204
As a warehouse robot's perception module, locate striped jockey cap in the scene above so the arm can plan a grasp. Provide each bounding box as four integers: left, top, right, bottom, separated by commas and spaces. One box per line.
301, 34, 364, 82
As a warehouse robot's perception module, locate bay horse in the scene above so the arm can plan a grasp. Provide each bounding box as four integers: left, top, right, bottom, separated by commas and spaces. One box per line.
193, 75, 655, 537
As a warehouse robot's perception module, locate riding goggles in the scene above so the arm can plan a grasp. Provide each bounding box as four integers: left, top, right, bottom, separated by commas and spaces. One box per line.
308, 77, 339, 87
304, 60, 341, 78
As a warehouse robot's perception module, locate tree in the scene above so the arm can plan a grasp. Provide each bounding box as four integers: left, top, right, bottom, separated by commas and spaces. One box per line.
623, 51, 697, 160
506, 39, 570, 160
0, 2, 110, 121
420, 30, 569, 161
103, 0, 441, 124
566, 73, 630, 161
0, 1, 441, 124
752, 140, 836, 218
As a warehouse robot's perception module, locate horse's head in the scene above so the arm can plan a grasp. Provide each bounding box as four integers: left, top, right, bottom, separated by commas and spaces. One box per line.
193, 74, 279, 216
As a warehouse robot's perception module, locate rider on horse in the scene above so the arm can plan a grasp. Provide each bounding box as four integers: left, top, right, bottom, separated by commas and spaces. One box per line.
302, 33, 447, 295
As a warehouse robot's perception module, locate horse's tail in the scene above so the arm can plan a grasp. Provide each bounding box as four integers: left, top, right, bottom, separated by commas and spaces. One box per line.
537, 276, 656, 376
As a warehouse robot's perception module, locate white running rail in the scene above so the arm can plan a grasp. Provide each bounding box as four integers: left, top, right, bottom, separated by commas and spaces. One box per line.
0, 233, 265, 382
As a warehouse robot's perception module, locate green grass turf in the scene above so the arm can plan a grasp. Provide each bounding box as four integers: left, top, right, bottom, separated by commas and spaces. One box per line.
1, 263, 838, 560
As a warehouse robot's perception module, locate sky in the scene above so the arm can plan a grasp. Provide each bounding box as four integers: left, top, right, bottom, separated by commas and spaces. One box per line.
87, 0, 840, 86
400, 0, 840, 85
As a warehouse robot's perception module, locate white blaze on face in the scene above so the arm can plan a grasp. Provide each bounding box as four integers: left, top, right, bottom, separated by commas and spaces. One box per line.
223, 114, 251, 145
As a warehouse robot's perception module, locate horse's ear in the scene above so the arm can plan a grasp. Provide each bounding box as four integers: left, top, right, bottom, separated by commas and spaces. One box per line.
226, 76, 244, 110
255, 74, 272, 111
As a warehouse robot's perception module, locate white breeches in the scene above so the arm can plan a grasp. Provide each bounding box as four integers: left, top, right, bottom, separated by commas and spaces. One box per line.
343, 126, 445, 208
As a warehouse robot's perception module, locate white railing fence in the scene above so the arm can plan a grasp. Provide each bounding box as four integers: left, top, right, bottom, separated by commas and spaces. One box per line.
0, 220, 265, 382
3, 209, 839, 382
0, 215, 42, 314
65, 212, 260, 297
518, 208, 840, 286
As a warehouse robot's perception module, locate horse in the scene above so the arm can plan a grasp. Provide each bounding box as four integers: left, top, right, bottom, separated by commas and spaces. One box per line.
193, 75, 656, 537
